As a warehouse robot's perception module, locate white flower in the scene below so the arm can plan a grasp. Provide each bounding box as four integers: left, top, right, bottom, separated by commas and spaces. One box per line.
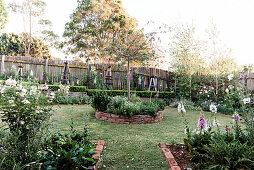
22, 99, 30, 104
43, 84, 48, 90
20, 121, 25, 125
30, 70, 34, 77
0, 86, 5, 93
8, 100, 14, 104
20, 89, 27, 97
225, 88, 229, 93
213, 119, 220, 127
178, 102, 186, 113
30, 86, 37, 95
228, 74, 234, 81
59, 84, 64, 91
64, 86, 70, 94
242, 98, 251, 104
5, 78, 17, 87
209, 103, 217, 113
184, 128, 188, 134
49, 92, 55, 99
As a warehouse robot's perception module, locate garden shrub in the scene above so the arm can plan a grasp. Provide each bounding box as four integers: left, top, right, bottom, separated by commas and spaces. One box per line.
48, 85, 87, 92
0, 79, 53, 169
92, 91, 111, 111
140, 101, 158, 117
40, 127, 97, 169
184, 127, 254, 169
86, 89, 175, 99
93, 95, 164, 117
54, 92, 92, 105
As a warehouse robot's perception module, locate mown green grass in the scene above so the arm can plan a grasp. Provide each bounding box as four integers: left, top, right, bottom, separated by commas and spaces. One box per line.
51, 105, 234, 170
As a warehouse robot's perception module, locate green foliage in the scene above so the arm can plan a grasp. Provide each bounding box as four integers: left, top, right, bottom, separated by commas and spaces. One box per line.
184, 125, 254, 169
40, 127, 97, 169
54, 93, 92, 105
0, 33, 51, 59
0, 0, 8, 30
86, 89, 175, 98
94, 95, 164, 117
0, 80, 52, 137
0, 80, 53, 169
130, 94, 142, 103
91, 91, 111, 111
63, 0, 137, 61
48, 85, 87, 92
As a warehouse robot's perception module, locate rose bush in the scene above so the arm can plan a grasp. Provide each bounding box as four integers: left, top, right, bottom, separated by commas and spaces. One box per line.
0, 79, 53, 138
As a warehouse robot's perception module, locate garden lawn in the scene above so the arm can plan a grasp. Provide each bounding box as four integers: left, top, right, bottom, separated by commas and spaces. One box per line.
51, 105, 234, 170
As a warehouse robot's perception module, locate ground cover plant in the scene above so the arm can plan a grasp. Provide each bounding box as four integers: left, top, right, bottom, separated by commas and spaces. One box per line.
50, 105, 233, 169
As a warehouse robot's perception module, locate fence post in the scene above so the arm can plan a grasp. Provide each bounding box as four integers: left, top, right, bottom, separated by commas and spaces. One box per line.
1, 55, 5, 76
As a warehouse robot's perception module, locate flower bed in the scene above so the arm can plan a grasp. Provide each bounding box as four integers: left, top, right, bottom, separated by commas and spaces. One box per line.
158, 142, 191, 170
88, 140, 105, 170
95, 110, 163, 124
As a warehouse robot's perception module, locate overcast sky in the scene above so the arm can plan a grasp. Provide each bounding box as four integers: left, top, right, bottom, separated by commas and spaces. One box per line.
4, 0, 254, 66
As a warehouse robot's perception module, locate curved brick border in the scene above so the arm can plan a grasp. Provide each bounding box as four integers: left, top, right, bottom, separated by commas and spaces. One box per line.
88, 140, 105, 170
95, 111, 163, 124
158, 142, 182, 170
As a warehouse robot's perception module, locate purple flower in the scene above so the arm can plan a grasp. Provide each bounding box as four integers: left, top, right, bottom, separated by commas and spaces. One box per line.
138, 76, 142, 85
40, 74, 43, 81
239, 74, 244, 79
72, 82, 74, 86
130, 74, 133, 81
155, 92, 159, 97
225, 126, 231, 133
0, 147, 3, 151
232, 113, 240, 123
48, 89, 52, 92
144, 78, 147, 86
198, 114, 207, 130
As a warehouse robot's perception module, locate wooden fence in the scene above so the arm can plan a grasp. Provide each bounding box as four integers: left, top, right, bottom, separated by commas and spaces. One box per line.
0, 55, 174, 91
1, 55, 254, 91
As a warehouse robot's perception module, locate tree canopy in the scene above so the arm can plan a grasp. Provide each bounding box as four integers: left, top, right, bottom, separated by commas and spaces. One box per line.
63, 0, 138, 62
0, 33, 51, 59
170, 24, 205, 75
0, 0, 8, 30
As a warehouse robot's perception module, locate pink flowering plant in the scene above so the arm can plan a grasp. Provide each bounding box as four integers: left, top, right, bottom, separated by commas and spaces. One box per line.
0, 79, 53, 137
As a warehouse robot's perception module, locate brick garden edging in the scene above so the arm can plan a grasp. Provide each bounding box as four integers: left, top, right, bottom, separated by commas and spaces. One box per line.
88, 140, 105, 170
158, 142, 182, 170
95, 111, 163, 124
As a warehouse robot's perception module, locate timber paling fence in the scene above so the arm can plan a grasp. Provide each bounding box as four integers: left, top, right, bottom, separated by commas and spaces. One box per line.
1, 56, 254, 91
0, 56, 174, 91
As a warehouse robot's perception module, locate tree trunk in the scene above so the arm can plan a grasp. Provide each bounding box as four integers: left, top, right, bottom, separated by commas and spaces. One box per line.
127, 56, 130, 101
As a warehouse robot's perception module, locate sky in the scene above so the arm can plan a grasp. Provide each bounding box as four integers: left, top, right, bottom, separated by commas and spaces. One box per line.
3, 0, 254, 66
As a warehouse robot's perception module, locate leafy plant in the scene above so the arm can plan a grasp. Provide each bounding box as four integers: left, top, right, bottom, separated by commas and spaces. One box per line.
91, 91, 111, 111
40, 127, 97, 169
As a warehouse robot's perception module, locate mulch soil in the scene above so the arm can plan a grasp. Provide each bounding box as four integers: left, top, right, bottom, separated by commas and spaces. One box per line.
168, 144, 192, 170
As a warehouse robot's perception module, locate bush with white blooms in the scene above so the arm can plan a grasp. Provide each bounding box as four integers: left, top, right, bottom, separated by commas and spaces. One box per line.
0, 78, 53, 137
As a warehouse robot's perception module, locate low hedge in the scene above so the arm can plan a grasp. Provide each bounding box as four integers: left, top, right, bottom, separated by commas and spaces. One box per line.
48, 85, 87, 92
47, 85, 175, 99
86, 89, 175, 99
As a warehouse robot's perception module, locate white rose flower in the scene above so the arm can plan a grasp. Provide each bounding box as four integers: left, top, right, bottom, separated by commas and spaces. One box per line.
227, 74, 234, 81
0, 87, 5, 93
22, 99, 30, 104
8, 100, 14, 104
20, 89, 27, 97
242, 98, 251, 104
209, 103, 217, 113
